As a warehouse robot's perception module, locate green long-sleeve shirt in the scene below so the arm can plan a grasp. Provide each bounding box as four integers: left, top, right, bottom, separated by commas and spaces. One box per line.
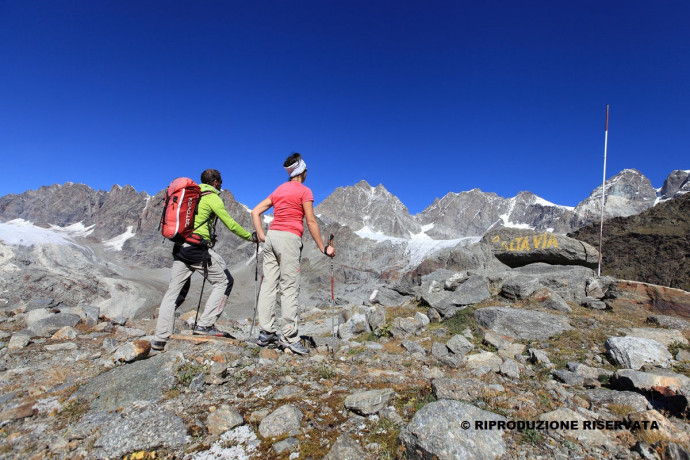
195, 183, 252, 243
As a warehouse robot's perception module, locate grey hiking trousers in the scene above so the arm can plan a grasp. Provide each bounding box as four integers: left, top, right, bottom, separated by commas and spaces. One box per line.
256, 230, 303, 344
154, 246, 232, 342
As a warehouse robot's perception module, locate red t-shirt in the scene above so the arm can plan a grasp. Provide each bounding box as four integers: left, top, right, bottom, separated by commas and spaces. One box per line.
269, 181, 314, 237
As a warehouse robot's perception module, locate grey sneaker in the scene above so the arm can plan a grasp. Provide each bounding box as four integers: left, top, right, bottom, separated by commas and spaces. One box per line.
256, 330, 279, 347
150, 340, 167, 351
279, 339, 310, 355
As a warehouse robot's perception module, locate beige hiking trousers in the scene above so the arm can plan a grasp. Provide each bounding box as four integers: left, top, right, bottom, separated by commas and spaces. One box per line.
154, 247, 231, 342
257, 230, 303, 344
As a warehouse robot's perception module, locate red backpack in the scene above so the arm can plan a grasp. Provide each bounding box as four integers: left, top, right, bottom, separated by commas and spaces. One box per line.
159, 177, 211, 244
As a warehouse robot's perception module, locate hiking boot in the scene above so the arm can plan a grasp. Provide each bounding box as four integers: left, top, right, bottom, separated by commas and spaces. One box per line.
279, 339, 310, 355
193, 325, 234, 338
256, 330, 279, 347
150, 340, 167, 351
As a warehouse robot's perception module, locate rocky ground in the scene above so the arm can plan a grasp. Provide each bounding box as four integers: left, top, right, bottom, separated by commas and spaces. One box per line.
1, 263, 690, 459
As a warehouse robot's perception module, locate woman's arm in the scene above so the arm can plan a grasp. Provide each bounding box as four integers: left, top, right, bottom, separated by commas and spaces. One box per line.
251, 197, 273, 242
303, 201, 335, 257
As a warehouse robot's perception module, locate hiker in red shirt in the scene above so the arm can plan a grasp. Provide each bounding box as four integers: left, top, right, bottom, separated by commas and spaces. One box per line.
251, 153, 335, 355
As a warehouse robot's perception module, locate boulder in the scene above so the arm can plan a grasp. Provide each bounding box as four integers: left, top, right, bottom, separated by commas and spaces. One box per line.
323, 434, 367, 460
500, 275, 541, 300
399, 400, 507, 460
29, 313, 82, 337
482, 228, 599, 269
605, 336, 672, 370
206, 405, 244, 435
420, 275, 491, 318
646, 314, 690, 331
529, 288, 572, 313
512, 263, 595, 301
344, 388, 395, 415
474, 306, 572, 341
258, 404, 303, 439
583, 388, 650, 412
614, 368, 690, 393
390, 317, 424, 338
446, 335, 474, 356
627, 327, 688, 346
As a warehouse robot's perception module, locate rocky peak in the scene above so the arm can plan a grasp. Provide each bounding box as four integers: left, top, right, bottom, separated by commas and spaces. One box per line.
315, 180, 420, 238
659, 169, 690, 200
574, 169, 658, 226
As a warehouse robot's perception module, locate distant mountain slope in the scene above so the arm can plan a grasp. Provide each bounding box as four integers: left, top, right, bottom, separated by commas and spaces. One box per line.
569, 192, 690, 291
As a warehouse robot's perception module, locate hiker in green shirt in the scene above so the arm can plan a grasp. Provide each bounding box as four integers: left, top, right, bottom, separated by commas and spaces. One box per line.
152, 169, 256, 351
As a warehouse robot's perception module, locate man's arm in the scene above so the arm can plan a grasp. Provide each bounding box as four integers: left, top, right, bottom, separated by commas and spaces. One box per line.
210, 195, 252, 241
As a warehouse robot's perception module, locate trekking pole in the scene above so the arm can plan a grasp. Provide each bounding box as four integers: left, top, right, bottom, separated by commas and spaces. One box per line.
250, 233, 260, 339
328, 234, 336, 354
192, 262, 209, 332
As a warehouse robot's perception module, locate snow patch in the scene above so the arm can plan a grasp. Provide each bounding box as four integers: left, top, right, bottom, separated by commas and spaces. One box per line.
104, 226, 136, 251
355, 226, 479, 269
498, 214, 534, 230
0, 219, 91, 248
186, 425, 259, 460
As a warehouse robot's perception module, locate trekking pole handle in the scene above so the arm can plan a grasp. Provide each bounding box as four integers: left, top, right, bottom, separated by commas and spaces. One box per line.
324, 234, 334, 255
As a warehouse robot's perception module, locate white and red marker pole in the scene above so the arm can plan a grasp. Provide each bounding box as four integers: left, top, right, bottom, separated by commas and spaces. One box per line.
598, 104, 609, 277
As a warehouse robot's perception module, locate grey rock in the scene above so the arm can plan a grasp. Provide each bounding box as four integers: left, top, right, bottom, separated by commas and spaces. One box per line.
427, 308, 441, 323
273, 437, 299, 455
258, 404, 303, 439
539, 407, 613, 447
628, 327, 688, 346
512, 263, 595, 301
552, 369, 585, 386
73, 350, 182, 411
431, 377, 486, 401
530, 288, 572, 313
206, 405, 244, 435
437, 354, 464, 368
605, 336, 672, 370
88, 406, 188, 458
583, 388, 650, 412
482, 330, 511, 350
338, 312, 370, 340
112, 340, 150, 363
421, 275, 491, 318
466, 351, 502, 373
399, 400, 507, 460
102, 338, 119, 353
500, 275, 541, 300
431, 342, 449, 358
499, 359, 521, 379
189, 372, 205, 391
8, 333, 31, 350
646, 314, 690, 331
82, 305, 100, 327
483, 228, 599, 269
390, 316, 424, 338
446, 334, 474, 356
323, 434, 367, 460
676, 349, 690, 362
414, 312, 430, 326
29, 313, 82, 337
566, 362, 611, 379
52, 326, 79, 340
402, 340, 426, 356
614, 368, 690, 393
45, 342, 78, 351
580, 297, 607, 310
528, 348, 551, 365
274, 385, 302, 400
474, 306, 572, 341
344, 388, 395, 415
366, 306, 386, 332
25, 298, 54, 311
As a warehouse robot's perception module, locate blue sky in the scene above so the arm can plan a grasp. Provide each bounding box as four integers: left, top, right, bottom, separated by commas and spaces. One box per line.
1, 1, 688, 214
